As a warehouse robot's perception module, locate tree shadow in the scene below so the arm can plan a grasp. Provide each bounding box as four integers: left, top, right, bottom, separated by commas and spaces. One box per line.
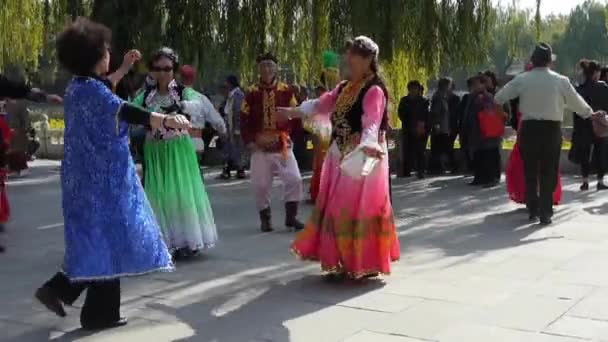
158, 275, 386, 342
584, 202, 608, 215
390, 176, 576, 265
1, 327, 98, 342
3, 170, 598, 341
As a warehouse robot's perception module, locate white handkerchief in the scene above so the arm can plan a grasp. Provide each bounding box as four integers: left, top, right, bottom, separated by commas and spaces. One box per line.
340, 145, 381, 180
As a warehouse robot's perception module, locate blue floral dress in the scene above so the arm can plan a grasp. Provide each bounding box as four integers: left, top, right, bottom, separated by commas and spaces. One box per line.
61, 77, 173, 281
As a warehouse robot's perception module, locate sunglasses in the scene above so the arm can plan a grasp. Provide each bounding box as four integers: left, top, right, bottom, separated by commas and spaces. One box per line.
151, 66, 173, 72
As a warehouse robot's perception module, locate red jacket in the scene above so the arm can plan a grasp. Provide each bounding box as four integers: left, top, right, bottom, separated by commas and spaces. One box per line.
240, 81, 298, 153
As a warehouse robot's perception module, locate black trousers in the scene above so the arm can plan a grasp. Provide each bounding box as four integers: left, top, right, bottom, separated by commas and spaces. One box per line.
291, 133, 308, 170
448, 133, 459, 172
460, 134, 474, 173
581, 138, 608, 179
43, 272, 121, 327
519, 120, 562, 218
429, 133, 452, 173
401, 132, 427, 175
474, 147, 501, 184
27, 140, 40, 158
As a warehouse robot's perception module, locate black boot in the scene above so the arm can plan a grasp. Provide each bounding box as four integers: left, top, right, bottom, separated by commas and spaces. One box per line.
285, 202, 304, 231
219, 166, 231, 180
35, 286, 67, 317
259, 208, 273, 233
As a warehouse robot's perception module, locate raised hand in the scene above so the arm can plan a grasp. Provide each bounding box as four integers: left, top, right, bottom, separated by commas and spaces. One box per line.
122, 49, 142, 70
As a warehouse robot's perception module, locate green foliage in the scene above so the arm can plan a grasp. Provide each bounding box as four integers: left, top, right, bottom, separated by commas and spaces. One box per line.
0, 0, 44, 72
1, 0, 492, 105
488, 3, 536, 77
553, 0, 608, 75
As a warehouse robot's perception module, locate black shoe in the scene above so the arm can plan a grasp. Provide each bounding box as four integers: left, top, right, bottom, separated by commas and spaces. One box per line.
400, 173, 412, 178
218, 168, 231, 180
259, 208, 273, 233
177, 248, 194, 259
539, 216, 553, 226
468, 179, 482, 186
580, 182, 589, 191
236, 169, 246, 179
82, 317, 128, 331
417, 172, 425, 180
323, 273, 346, 283
0, 244, 4, 253
285, 202, 305, 231
35, 286, 66, 318
598, 182, 608, 191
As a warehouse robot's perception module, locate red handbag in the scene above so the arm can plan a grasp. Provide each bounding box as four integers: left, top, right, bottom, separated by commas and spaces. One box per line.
478, 106, 506, 139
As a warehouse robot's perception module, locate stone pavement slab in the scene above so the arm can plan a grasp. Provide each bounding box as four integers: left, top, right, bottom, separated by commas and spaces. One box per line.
1, 163, 607, 341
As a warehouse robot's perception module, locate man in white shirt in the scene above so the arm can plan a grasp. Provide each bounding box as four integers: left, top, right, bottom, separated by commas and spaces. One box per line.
495, 43, 598, 225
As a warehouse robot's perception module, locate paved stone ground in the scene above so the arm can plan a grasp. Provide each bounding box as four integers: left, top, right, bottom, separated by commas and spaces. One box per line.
1, 160, 607, 342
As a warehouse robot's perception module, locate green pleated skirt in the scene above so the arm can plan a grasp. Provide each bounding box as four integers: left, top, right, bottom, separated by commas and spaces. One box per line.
144, 135, 217, 251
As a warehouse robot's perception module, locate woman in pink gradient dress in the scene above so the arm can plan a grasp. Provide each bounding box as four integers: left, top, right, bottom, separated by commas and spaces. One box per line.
278, 36, 400, 280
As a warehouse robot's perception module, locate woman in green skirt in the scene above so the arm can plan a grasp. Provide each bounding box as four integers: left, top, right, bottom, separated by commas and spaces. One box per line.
133, 47, 224, 259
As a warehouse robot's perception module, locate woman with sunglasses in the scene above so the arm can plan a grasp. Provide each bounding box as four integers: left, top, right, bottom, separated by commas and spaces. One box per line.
132, 48, 220, 260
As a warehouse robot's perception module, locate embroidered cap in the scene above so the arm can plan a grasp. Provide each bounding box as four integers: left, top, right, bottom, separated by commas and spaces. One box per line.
352, 36, 379, 57
256, 52, 278, 65
149, 47, 180, 71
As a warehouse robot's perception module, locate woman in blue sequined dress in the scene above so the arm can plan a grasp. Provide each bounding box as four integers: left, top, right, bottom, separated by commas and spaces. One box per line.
34, 18, 190, 331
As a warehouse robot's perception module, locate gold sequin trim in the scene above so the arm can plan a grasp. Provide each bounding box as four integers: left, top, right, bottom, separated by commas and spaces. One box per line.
291, 247, 396, 280
263, 89, 276, 129
332, 74, 374, 156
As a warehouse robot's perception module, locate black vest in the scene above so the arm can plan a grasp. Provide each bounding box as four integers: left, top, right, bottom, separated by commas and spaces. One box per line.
331, 77, 388, 152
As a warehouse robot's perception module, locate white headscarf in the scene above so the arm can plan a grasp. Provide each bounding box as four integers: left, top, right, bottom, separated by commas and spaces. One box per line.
353, 36, 379, 57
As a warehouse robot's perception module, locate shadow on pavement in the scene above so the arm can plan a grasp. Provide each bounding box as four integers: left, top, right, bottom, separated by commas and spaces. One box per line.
584, 202, 608, 215
3, 168, 605, 341
390, 175, 587, 263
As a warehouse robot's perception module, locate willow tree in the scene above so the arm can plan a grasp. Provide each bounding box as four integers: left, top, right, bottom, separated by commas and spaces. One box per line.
0, 0, 44, 73
489, 4, 536, 77
535, 0, 542, 40
320, 0, 492, 126
2, 0, 494, 111
91, 0, 164, 69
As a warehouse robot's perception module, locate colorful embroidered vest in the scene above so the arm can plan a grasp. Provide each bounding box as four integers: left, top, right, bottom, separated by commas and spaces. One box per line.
331, 76, 388, 154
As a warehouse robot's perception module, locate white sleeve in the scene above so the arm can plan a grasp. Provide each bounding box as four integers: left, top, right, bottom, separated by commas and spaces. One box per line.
299, 99, 320, 117
180, 100, 206, 128
202, 96, 227, 135
494, 76, 521, 105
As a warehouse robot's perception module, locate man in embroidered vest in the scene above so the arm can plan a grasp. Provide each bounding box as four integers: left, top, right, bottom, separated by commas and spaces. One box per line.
241, 53, 304, 233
